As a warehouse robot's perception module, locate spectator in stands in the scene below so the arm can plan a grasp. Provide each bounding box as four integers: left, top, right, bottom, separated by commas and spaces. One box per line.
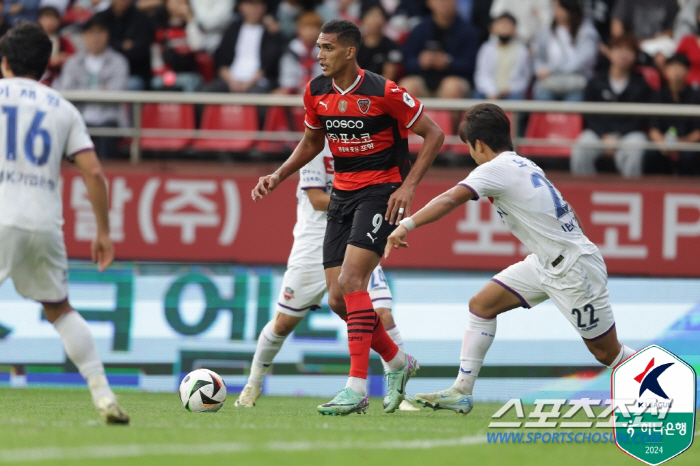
675, 6, 700, 90
0, 2, 11, 38
610, 0, 678, 68
675, 0, 700, 42
490, 0, 550, 45
39, 0, 69, 15
4, 0, 40, 24
94, 0, 155, 90
136, 0, 163, 18
150, 0, 202, 92
532, 0, 599, 102
202, 0, 283, 94
72, 0, 110, 13
317, 0, 361, 26
580, 0, 614, 44
63, 0, 110, 24
357, 4, 402, 81
275, 10, 322, 94
54, 17, 129, 159
37, 6, 74, 86
473, 12, 530, 100
383, 0, 429, 44
187, 0, 234, 54
644, 54, 700, 176
400, 0, 479, 99
570, 34, 651, 177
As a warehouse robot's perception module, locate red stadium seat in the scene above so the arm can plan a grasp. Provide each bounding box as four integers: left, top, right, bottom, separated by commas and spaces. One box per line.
518, 113, 583, 158
257, 106, 305, 153
636, 65, 661, 91
193, 105, 258, 152
140, 103, 195, 151
409, 109, 452, 153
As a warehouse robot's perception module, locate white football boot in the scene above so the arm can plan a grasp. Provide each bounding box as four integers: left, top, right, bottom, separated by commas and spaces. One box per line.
95, 396, 130, 424
234, 384, 262, 407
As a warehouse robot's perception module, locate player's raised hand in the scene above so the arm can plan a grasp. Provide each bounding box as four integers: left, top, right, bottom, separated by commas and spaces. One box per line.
92, 233, 114, 272
386, 185, 414, 225
251, 173, 280, 202
384, 225, 409, 259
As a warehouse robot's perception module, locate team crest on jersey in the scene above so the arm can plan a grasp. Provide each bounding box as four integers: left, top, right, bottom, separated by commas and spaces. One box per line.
283, 287, 295, 301
357, 98, 371, 114
338, 99, 347, 113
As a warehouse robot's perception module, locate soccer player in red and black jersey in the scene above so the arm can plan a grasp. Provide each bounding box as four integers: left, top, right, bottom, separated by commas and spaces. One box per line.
252, 19, 444, 415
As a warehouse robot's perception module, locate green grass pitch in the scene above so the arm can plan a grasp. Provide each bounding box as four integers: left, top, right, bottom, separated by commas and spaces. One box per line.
0, 388, 697, 466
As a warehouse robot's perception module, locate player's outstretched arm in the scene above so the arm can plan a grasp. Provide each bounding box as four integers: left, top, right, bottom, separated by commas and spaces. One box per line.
251, 128, 326, 202
385, 113, 444, 224
384, 185, 473, 259
73, 150, 113, 272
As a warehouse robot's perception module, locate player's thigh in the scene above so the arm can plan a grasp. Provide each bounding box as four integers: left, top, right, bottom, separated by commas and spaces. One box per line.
338, 245, 381, 294
11, 230, 68, 303
276, 264, 327, 318
367, 265, 392, 311
483, 254, 550, 318
544, 253, 616, 341
323, 202, 352, 270
0, 226, 29, 286
347, 192, 395, 263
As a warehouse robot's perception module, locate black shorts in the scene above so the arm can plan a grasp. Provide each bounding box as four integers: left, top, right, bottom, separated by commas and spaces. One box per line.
323, 184, 399, 269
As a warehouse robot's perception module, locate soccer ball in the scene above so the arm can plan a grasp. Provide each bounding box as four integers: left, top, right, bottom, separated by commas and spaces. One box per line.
179, 369, 227, 412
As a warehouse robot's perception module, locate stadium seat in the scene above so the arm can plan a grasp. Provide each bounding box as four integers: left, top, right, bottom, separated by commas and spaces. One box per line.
193, 105, 258, 152
257, 106, 305, 153
140, 103, 195, 151
636, 65, 661, 91
409, 109, 452, 153
518, 113, 583, 158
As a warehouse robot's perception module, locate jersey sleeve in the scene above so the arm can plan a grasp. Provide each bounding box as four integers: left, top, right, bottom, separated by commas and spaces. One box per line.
458, 161, 508, 200
299, 141, 330, 190
64, 104, 95, 160
303, 84, 323, 131
383, 81, 424, 130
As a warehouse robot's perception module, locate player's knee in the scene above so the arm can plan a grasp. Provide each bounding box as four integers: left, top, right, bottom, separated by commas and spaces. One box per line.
328, 293, 346, 315
337, 271, 365, 295
42, 300, 72, 324
588, 344, 616, 366
272, 316, 296, 337
468, 294, 489, 317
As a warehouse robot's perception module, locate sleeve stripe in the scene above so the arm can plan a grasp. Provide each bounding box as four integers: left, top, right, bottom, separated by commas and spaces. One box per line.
301, 186, 327, 190
405, 103, 424, 129
458, 183, 480, 200
67, 147, 95, 159
304, 120, 323, 130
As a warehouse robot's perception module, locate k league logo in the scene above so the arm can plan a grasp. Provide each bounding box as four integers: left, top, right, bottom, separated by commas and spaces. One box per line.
612, 345, 696, 465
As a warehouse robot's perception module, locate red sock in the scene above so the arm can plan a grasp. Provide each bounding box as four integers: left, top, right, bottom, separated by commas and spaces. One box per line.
371, 317, 399, 362
344, 291, 376, 379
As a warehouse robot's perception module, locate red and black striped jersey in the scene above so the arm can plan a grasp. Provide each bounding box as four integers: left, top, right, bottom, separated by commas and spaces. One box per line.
303, 68, 424, 199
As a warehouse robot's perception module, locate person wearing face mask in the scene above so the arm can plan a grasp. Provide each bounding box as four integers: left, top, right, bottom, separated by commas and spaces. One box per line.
473, 12, 531, 100
532, 0, 598, 102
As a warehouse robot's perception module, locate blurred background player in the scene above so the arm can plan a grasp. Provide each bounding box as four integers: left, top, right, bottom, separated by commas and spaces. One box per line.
236, 142, 417, 412
0, 22, 128, 423
252, 19, 444, 416
384, 103, 636, 414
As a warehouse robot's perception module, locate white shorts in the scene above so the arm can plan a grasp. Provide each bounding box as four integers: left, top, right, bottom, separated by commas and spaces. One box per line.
492, 252, 615, 340
276, 265, 393, 317
0, 226, 68, 302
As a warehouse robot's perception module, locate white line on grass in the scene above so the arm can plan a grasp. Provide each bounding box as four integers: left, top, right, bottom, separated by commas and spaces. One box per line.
0, 435, 488, 463
2, 430, 698, 463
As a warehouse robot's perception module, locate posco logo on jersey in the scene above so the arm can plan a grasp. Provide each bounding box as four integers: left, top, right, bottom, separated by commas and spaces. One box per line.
325, 119, 365, 130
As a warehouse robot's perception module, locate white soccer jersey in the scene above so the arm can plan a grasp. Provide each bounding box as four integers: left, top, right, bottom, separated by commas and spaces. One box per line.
289, 141, 334, 264
0, 78, 94, 232
459, 152, 598, 277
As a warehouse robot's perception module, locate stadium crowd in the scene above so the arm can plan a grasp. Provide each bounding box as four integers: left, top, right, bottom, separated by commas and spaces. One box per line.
2, 0, 700, 176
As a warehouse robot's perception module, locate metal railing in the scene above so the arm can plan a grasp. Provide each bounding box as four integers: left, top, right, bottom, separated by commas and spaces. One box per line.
58, 90, 700, 163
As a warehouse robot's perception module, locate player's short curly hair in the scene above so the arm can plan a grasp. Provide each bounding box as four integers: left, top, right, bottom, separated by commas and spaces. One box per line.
321, 19, 362, 49
459, 103, 514, 153
0, 22, 52, 80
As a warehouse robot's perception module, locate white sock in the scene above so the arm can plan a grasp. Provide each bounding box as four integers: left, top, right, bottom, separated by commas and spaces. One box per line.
608, 344, 636, 369
452, 311, 497, 395
345, 376, 367, 395
381, 324, 405, 373
248, 321, 287, 388
53, 310, 114, 403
